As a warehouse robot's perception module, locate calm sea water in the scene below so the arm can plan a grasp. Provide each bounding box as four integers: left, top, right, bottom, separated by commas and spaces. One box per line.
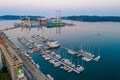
1, 20, 120, 80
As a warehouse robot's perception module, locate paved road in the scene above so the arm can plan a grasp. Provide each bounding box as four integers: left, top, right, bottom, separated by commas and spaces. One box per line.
0, 49, 2, 69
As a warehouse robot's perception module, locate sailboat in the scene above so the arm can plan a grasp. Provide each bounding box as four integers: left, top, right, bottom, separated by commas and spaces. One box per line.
94, 48, 101, 61
67, 49, 76, 54
46, 74, 54, 80
67, 45, 76, 54
75, 58, 84, 73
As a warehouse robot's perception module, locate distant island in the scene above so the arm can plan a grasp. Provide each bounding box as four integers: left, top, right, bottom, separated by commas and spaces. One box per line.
0, 15, 43, 20
0, 15, 120, 22
62, 15, 120, 22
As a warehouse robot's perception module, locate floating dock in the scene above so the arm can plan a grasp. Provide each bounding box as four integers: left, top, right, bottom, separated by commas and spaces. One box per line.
76, 50, 100, 62
61, 47, 77, 54
41, 50, 84, 74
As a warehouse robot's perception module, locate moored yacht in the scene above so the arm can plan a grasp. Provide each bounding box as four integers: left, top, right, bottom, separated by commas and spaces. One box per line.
46, 40, 60, 48
94, 56, 101, 61
46, 74, 54, 80
75, 65, 84, 72
67, 49, 76, 54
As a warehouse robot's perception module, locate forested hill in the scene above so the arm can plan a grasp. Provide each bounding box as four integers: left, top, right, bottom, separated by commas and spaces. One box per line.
1, 15, 120, 22
62, 16, 120, 22
0, 15, 43, 20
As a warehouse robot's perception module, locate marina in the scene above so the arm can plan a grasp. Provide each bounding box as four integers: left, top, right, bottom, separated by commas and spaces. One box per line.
76, 50, 100, 62
31, 34, 100, 62
32, 34, 60, 48
17, 35, 100, 74
18, 37, 43, 53
41, 50, 84, 73
18, 37, 84, 73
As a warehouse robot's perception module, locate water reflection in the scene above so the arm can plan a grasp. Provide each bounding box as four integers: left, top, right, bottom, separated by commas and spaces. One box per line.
21, 24, 63, 35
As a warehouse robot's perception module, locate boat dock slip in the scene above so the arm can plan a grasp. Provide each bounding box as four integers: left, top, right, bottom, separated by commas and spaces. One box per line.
77, 50, 100, 62
32, 35, 60, 49
61, 47, 77, 54
41, 51, 84, 73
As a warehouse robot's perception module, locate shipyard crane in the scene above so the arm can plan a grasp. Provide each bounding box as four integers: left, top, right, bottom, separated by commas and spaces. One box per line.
55, 10, 62, 22
19, 16, 31, 30
20, 16, 29, 29
58, 10, 62, 22
26, 16, 31, 30
20, 16, 24, 29
55, 10, 58, 22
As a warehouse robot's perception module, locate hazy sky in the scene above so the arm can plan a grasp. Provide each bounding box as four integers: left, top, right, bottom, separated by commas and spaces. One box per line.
0, 0, 120, 17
